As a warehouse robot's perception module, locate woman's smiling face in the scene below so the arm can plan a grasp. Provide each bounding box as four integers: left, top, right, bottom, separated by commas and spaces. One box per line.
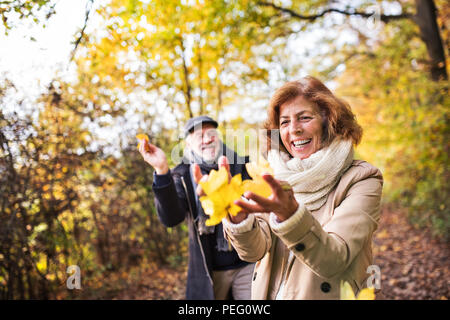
279, 95, 323, 160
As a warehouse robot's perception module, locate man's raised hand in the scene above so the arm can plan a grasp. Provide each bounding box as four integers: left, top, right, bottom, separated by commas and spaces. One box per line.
138, 138, 169, 175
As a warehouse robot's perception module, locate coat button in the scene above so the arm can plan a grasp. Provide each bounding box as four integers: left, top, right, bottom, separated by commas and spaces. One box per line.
295, 243, 305, 252
321, 282, 331, 293
253, 272, 257, 281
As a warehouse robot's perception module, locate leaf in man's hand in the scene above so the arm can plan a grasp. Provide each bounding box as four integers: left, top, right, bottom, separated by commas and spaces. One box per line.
136, 133, 150, 151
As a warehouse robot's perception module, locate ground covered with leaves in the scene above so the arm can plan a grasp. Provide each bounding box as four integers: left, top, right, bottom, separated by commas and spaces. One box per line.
373, 206, 449, 300
69, 205, 448, 300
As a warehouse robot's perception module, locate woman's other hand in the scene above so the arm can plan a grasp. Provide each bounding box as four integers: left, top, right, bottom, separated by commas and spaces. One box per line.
234, 174, 299, 222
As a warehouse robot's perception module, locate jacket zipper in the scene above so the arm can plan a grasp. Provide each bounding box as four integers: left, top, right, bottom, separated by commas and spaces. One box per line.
180, 176, 214, 287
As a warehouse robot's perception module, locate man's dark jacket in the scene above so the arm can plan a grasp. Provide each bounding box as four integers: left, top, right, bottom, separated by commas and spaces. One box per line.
152, 152, 250, 300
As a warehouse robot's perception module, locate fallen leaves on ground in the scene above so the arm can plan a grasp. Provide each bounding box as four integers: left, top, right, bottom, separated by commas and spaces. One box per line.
65, 205, 448, 300
373, 205, 449, 300
67, 262, 187, 300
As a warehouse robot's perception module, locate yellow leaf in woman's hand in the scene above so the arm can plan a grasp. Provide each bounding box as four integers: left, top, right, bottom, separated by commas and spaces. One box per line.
243, 161, 274, 198
199, 166, 228, 195
242, 178, 272, 198
198, 170, 244, 226
198, 161, 276, 226
200, 194, 224, 216
222, 174, 244, 217
245, 160, 273, 179
200, 193, 227, 226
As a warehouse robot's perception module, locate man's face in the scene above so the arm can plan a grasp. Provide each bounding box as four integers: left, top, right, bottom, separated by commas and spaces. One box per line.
186, 123, 220, 162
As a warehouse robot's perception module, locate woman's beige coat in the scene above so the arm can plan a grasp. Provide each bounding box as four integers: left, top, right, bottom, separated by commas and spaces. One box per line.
223, 160, 383, 299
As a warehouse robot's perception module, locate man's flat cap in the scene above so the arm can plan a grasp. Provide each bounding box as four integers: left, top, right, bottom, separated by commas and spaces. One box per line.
183, 115, 218, 137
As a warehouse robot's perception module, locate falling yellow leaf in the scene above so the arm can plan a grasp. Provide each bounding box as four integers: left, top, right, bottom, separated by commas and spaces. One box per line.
340, 281, 375, 300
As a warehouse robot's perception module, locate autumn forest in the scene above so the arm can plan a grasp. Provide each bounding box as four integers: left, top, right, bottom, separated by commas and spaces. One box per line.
0, 0, 448, 300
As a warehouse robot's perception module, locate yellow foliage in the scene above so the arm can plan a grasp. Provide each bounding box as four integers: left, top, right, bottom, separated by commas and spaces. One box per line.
245, 160, 274, 178
340, 281, 375, 300
199, 166, 229, 195
242, 160, 273, 198
199, 167, 243, 226
136, 133, 150, 151
198, 161, 274, 226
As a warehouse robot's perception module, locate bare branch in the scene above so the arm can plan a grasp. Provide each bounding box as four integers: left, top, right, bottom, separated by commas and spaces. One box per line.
257, 1, 412, 23
69, 0, 94, 62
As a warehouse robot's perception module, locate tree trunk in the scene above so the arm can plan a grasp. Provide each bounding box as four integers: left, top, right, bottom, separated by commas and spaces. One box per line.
178, 37, 194, 118
414, 0, 448, 81
198, 43, 204, 115
258, 0, 448, 81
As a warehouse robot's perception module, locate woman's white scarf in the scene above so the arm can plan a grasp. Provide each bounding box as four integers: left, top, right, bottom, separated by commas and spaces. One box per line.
267, 138, 354, 211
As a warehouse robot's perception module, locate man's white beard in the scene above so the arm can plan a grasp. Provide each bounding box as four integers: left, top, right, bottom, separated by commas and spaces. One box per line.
200, 145, 219, 162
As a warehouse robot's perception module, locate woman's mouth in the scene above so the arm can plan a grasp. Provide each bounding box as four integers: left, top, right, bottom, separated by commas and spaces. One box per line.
291, 138, 312, 150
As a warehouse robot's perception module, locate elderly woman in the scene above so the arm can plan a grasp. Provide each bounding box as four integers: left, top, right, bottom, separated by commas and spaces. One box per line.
219, 76, 383, 299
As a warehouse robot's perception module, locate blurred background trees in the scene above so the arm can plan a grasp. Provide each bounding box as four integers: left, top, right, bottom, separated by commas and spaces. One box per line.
0, 0, 448, 299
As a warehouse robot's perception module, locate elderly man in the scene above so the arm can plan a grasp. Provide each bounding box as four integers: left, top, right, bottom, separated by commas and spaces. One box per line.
138, 116, 254, 300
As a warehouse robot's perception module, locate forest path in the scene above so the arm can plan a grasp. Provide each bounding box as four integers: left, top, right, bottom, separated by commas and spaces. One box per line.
91, 205, 448, 300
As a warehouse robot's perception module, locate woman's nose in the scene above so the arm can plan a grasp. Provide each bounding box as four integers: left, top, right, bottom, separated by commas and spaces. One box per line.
289, 120, 303, 135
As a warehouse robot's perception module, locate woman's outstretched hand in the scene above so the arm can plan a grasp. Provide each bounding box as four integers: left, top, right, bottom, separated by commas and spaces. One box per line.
234, 174, 299, 222
192, 156, 298, 224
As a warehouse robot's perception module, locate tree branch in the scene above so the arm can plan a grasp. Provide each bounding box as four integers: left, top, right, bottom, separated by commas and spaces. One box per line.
257, 1, 413, 23
177, 36, 194, 118
69, 0, 94, 62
